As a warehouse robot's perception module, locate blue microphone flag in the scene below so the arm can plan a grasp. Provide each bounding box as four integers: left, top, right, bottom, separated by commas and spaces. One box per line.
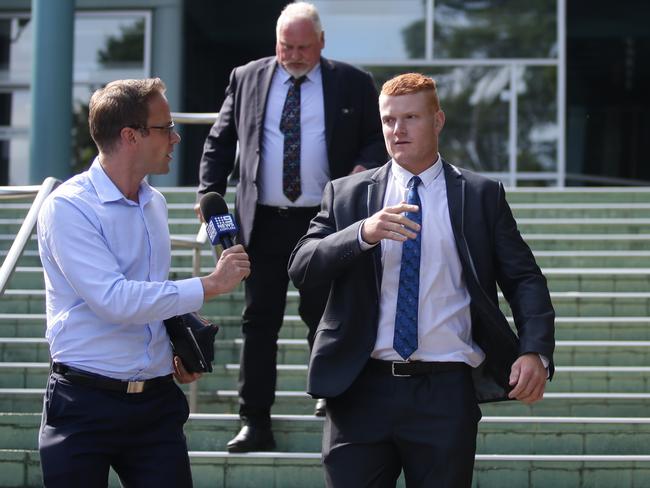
206, 214, 238, 246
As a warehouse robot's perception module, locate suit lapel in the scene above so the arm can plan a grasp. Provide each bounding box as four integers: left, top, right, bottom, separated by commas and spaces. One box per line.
444, 161, 482, 288
444, 160, 464, 239
367, 163, 391, 296
256, 59, 277, 148
320, 58, 337, 160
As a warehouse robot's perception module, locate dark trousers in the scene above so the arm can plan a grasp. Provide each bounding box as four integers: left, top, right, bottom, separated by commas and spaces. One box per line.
39, 371, 192, 488
239, 205, 328, 424
323, 362, 481, 488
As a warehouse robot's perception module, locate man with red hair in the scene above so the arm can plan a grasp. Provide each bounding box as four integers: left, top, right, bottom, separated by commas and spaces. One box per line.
289, 72, 555, 487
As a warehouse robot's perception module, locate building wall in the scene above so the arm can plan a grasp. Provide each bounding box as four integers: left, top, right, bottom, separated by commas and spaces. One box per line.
1, 0, 648, 187
0, 0, 182, 185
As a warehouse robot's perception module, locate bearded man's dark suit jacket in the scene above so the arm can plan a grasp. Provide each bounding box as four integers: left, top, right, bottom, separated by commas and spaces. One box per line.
197, 55, 386, 423
288, 160, 555, 403
198, 55, 386, 246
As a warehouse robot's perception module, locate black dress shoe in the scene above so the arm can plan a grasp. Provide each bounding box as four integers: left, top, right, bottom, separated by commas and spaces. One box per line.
314, 398, 327, 417
227, 424, 276, 453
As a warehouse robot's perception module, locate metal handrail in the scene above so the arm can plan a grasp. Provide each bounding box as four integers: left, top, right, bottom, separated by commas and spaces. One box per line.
0, 177, 61, 296
171, 112, 218, 125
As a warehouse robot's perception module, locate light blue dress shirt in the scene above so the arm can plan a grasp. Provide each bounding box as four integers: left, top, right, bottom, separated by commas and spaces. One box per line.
37, 159, 204, 380
259, 63, 329, 207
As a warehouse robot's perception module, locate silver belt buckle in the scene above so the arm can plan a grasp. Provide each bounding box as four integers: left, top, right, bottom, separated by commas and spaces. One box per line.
391, 361, 411, 377
127, 381, 145, 393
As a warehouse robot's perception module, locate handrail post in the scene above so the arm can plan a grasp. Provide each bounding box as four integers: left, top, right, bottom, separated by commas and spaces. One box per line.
188, 240, 202, 413
174, 223, 216, 414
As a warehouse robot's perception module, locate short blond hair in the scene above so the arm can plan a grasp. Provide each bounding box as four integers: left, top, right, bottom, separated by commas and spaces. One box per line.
381, 73, 440, 112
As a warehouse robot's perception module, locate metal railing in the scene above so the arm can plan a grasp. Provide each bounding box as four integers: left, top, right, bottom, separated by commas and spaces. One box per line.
171, 112, 218, 125
0, 177, 61, 296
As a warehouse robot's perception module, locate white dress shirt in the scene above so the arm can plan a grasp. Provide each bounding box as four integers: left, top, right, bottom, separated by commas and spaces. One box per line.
259, 63, 330, 207
37, 159, 204, 380
370, 157, 485, 366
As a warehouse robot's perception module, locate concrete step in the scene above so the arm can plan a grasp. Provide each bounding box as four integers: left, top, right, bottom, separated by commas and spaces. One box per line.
0, 234, 38, 252
2, 315, 650, 343
510, 203, 650, 219
524, 234, 650, 251
162, 248, 650, 270
6, 216, 643, 238
4, 282, 650, 318
503, 188, 650, 204
2, 387, 649, 417
1, 362, 649, 394
516, 218, 650, 235
2, 447, 650, 488
5, 267, 650, 297
534, 251, 650, 268
42, 200, 650, 221
3, 412, 650, 456
544, 269, 650, 292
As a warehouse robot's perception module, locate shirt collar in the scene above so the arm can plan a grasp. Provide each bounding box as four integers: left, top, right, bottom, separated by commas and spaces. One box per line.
277, 62, 321, 85
390, 154, 443, 190
88, 157, 154, 207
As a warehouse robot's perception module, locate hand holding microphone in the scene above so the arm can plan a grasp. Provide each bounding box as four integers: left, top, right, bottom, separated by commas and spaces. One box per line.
198, 192, 250, 299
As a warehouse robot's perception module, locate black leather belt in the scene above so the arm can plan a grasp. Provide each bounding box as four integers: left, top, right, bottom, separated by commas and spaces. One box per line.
52, 362, 174, 394
366, 358, 468, 377
256, 204, 319, 218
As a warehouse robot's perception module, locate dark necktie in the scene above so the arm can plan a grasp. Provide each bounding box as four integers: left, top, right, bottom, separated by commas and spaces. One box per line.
279, 76, 306, 202
394, 176, 422, 359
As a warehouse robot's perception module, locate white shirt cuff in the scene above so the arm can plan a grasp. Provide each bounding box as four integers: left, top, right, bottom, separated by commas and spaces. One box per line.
357, 220, 379, 251
539, 354, 550, 378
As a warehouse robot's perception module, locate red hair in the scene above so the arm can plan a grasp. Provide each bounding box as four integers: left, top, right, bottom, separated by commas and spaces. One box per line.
381, 73, 440, 111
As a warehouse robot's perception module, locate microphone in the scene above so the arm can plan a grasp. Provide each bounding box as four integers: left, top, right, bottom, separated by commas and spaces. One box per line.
199, 192, 238, 249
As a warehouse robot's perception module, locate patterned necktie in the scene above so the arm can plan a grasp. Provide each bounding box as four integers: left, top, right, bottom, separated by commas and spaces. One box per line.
279, 76, 306, 202
394, 176, 422, 360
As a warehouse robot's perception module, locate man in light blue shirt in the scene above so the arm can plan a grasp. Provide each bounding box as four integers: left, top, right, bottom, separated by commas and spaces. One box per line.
37, 78, 250, 488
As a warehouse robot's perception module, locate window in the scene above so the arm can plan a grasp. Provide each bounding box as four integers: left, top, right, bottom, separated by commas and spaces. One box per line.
0, 11, 150, 184
313, 0, 563, 186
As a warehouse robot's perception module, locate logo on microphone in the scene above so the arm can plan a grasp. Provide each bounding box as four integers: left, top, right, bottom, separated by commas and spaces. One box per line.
207, 214, 238, 246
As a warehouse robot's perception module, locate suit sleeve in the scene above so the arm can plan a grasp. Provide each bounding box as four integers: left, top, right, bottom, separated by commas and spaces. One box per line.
288, 182, 366, 289
197, 68, 240, 197
354, 71, 387, 170
492, 182, 555, 368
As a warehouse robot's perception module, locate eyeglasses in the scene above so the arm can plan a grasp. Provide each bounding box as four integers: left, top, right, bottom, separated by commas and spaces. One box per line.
127, 121, 176, 137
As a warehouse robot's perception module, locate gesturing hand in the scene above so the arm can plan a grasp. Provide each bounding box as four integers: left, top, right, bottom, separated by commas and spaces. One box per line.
508, 353, 547, 404
361, 202, 420, 245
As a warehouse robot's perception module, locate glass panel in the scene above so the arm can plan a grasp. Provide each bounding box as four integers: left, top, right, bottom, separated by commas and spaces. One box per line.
6, 138, 28, 185
1, 89, 30, 185
517, 66, 558, 172
72, 84, 98, 175
0, 92, 9, 125
74, 15, 146, 83
0, 140, 7, 184
313, 0, 425, 61
0, 17, 32, 84
367, 65, 510, 172
433, 0, 557, 59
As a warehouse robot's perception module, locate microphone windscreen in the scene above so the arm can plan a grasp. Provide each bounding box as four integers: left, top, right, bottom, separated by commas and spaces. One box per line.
199, 192, 229, 222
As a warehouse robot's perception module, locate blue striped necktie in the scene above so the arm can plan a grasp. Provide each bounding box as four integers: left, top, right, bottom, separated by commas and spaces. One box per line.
393, 175, 422, 359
